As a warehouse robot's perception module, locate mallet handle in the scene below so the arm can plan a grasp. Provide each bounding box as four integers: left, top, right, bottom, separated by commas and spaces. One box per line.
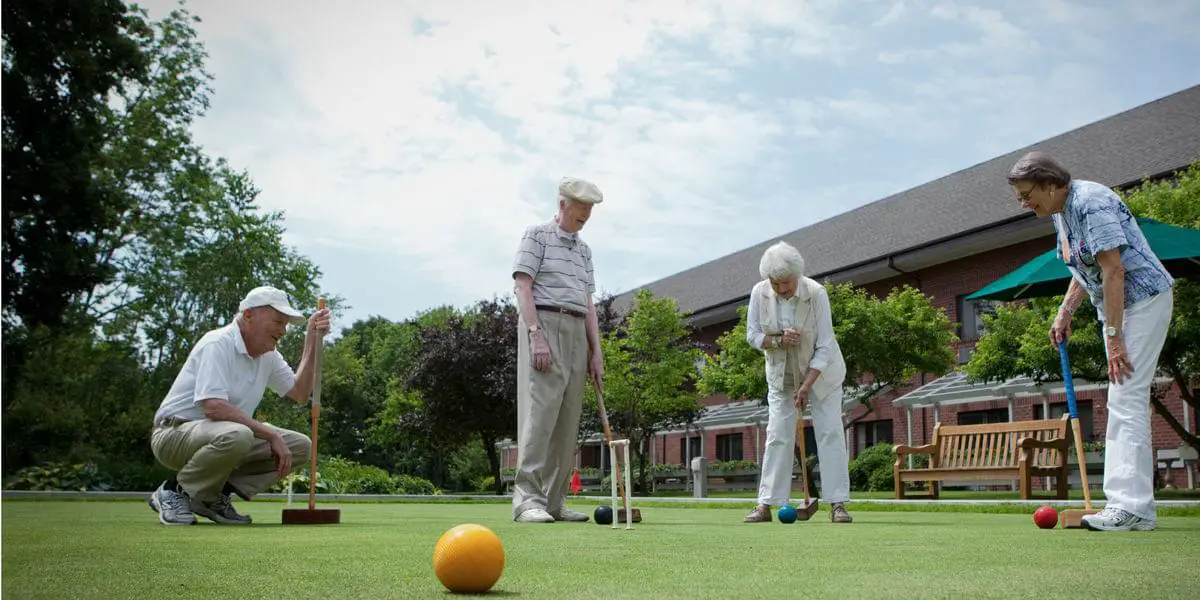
1058, 342, 1092, 510
309, 298, 326, 511
792, 359, 812, 504
595, 389, 628, 512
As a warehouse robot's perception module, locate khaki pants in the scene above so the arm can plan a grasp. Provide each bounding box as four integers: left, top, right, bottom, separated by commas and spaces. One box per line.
512, 310, 589, 518
150, 419, 311, 502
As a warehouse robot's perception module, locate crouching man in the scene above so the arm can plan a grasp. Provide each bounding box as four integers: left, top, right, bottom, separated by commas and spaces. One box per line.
147, 286, 330, 525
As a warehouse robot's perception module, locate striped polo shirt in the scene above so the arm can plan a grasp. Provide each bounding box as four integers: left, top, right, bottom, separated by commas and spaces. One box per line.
512, 220, 595, 314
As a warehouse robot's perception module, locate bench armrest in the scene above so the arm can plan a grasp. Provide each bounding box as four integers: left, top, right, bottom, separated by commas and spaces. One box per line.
1018, 437, 1069, 451
894, 443, 936, 456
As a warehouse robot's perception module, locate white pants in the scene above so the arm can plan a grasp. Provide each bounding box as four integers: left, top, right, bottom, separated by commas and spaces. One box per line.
1101, 289, 1173, 520
756, 355, 851, 506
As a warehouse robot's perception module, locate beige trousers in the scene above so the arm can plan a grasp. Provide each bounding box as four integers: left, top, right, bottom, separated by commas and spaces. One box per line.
150, 419, 311, 502
512, 309, 589, 518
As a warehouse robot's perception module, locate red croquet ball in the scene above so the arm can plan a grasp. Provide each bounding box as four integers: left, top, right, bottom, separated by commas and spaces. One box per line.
1033, 505, 1058, 529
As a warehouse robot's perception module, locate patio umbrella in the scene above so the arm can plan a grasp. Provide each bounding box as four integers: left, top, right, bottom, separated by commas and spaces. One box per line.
967, 218, 1200, 302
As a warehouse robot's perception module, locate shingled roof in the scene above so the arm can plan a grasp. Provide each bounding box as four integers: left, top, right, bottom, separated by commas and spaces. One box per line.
612, 85, 1200, 319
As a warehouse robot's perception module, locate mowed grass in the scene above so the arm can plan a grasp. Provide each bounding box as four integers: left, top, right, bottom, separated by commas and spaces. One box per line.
4, 500, 1199, 600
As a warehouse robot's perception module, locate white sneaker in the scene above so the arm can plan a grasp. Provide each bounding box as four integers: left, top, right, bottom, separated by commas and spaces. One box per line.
549, 508, 590, 522
1082, 507, 1156, 531
515, 508, 555, 523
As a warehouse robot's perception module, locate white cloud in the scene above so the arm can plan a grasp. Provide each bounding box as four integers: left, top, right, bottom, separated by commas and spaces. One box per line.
148, 0, 855, 316
137, 0, 1200, 324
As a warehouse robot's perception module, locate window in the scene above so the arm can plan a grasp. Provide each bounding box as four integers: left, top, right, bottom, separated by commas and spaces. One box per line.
1035, 401, 1096, 442
716, 433, 743, 461
958, 408, 1008, 425
957, 295, 999, 342
680, 436, 702, 463
580, 444, 602, 469
855, 420, 894, 455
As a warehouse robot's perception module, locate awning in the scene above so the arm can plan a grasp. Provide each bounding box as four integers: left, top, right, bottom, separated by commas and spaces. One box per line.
967, 217, 1200, 301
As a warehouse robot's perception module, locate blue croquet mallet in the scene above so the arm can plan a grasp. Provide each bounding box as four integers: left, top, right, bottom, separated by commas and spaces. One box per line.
1057, 342, 1096, 528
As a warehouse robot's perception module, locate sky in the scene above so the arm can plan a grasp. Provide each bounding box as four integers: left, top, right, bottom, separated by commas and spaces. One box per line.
140, 0, 1200, 331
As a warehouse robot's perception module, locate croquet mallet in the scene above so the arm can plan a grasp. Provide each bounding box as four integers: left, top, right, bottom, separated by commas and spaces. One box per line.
595, 388, 642, 524
1057, 341, 1097, 528
282, 298, 341, 525
792, 361, 819, 520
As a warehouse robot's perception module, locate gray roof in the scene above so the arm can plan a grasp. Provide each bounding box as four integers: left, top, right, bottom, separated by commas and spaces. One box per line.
613, 85, 1200, 317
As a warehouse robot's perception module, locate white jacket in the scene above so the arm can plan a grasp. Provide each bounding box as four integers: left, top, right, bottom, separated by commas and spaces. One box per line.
745, 276, 847, 400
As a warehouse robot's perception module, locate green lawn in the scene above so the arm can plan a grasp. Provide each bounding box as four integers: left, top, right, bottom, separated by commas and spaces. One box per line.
4, 499, 1199, 599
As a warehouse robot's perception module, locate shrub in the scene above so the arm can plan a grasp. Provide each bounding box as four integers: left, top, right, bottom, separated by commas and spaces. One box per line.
5, 462, 114, 492
272, 456, 440, 495
849, 443, 896, 492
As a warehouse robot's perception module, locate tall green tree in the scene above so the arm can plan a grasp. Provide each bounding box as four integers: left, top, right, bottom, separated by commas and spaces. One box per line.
584, 289, 706, 493
1, 1, 335, 483
2, 0, 150, 334
965, 163, 1200, 449
698, 283, 959, 422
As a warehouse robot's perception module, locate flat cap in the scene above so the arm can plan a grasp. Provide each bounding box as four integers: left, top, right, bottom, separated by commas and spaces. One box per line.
558, 177, 603, 204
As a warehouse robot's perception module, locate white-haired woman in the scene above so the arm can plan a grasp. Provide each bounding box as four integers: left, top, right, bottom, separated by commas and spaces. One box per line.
742, 241, 853, 523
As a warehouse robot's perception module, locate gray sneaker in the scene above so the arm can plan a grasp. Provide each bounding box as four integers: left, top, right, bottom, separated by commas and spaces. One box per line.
148, 482, 197, 525
549, 507, 590, 522
191, 493, 252, 525
1082, 506, 1155, 531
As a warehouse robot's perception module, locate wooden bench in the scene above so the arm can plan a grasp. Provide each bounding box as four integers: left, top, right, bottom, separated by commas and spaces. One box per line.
892, 415, 1072, 500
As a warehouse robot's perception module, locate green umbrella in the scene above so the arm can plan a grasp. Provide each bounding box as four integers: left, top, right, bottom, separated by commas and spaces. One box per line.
967, 218, 1200, 301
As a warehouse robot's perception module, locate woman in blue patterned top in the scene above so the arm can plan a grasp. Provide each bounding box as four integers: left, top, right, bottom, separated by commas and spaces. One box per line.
1007, 151, 1175, 532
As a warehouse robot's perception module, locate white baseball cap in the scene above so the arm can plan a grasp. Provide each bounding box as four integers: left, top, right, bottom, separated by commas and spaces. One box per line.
238, 286, 306, 324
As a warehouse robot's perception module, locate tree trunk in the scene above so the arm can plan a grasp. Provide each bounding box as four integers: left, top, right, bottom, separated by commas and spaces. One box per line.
481, 432, 503, 495
635, 434, 650, 495
1150, 382, 1200, 450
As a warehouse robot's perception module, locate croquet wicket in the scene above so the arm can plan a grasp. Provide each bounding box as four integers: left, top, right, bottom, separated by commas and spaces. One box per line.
608, 439, 633, 530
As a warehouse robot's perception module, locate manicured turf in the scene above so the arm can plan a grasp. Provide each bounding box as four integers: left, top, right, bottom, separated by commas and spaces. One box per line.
3, 500, 1199, 599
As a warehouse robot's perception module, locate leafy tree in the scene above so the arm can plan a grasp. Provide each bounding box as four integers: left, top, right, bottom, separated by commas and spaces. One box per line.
697, 305, 768, 401
1, 2, 335, 484
697, 283, 959, 423
965, 162, 1200, 449
2, 0, 150, 334
583, 289, 706, 493
404, 298, 519, 493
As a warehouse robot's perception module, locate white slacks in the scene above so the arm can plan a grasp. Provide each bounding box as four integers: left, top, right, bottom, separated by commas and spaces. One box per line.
756, 354, 851, 506
1101, 289, 1173, 520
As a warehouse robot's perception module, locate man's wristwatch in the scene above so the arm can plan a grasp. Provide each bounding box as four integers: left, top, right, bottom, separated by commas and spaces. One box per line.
528, 323, 541, 335
1104, 325, 1119, 338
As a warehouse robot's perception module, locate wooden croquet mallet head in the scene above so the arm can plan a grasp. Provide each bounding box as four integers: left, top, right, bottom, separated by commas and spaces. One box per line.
1056, 342, 1096, 529
282, 298, 341, 525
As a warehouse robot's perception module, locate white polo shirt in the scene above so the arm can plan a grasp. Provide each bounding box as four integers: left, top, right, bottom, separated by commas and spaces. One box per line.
154, 322, 297, 422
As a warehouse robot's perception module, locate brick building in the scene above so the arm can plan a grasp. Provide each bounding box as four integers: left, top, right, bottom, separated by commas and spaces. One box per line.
498, 85, 1200, 492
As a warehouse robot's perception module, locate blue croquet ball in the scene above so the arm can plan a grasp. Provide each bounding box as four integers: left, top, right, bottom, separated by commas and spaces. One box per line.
594, 506, 613, 525
778, 505, 798, 524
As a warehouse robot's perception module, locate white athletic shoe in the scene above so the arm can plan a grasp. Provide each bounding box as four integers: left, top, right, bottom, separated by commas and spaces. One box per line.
515, 508, 555, 523
1082, 506, 1156, 531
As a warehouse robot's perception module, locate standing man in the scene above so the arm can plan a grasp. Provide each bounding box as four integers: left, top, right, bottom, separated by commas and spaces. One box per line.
510, 177, 605, 523
147, 286, 330, 525
1008, 151, 1174, 532
743, 241, 854, 524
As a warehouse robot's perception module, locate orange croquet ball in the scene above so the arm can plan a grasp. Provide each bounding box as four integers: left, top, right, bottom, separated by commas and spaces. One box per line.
432, 523, 506, 594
